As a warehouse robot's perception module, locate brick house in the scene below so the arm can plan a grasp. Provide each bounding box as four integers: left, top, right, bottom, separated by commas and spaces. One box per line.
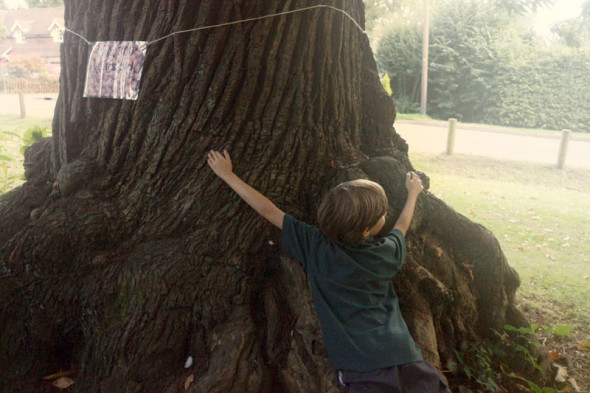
0, 7, 65, 77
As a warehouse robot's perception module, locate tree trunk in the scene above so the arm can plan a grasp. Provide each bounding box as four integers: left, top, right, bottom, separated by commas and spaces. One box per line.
0, 1, 547, 392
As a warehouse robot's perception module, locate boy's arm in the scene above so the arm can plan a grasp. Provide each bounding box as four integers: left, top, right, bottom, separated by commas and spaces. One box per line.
207, 150, 285, 229
393, 171, 423, 236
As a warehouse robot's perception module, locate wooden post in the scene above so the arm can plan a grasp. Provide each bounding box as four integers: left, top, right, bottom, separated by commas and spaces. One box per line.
18, 91, 26, 119
446, 118, 457, 155
557, 129, 571, 170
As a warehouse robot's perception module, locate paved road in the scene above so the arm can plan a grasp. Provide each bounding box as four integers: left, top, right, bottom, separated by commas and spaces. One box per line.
1, 94, 589, 169
0, 93, 58, 118
395, 120, 590, 169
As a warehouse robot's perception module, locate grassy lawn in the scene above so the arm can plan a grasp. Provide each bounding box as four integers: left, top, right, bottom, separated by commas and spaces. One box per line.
410, 152, 590, 390
0, 115, 53, 192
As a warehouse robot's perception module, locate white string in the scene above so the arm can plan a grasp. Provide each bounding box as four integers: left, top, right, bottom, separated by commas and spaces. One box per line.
63, 26, 91, 45
63, 4, 364, 46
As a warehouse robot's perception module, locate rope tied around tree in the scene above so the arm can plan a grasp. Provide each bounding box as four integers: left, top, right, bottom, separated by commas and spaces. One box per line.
63, 4, 366, 46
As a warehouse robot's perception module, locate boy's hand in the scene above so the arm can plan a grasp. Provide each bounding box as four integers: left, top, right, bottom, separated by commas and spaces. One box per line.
207, 150, 234, 180
406, 171, 424, 197
206, 149, 285, 229
394, 172, 423, 235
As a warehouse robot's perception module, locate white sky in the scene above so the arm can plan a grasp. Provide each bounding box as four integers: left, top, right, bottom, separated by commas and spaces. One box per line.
533, 0, 585, 34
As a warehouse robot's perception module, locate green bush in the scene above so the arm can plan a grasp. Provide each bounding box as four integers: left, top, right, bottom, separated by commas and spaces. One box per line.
375, 0, 590, 132
486, 49, 590, 132
376, 22, 422, 107
0, 124, 49, 194
20, 125, 47, 155
394, 96, 420, 114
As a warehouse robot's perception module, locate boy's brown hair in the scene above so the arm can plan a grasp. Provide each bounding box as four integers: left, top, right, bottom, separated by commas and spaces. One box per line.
317, 179, 388, 247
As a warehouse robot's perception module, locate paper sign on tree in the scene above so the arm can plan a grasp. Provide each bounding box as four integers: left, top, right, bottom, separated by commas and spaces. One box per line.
83, 41, 147, 100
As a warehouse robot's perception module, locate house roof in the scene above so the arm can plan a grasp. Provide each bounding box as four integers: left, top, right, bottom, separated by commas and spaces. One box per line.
0, 8, 64, 38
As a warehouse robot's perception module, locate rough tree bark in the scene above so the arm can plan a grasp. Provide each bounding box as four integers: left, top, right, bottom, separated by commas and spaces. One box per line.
0, 1, 548, 392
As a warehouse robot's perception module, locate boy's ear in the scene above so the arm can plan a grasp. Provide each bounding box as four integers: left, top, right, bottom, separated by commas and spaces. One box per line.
362, 228, 371, 239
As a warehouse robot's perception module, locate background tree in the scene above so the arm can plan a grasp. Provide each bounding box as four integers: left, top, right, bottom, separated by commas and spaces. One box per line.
376, 0, 524, 120
25, 0, 63, 8
427, 0, 524, 121
552, 0, 590, 47
491, 0, 553, 13
375, 0, 590, 132
363, 0, 400, 32
0, 1, 550, 392
376, 23, 422, 113
364, 0, 422, 48
4, 55, 52, 78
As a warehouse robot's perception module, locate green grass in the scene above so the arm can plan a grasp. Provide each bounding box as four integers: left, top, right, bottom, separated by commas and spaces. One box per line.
396, 113, 432, 121
0, 115, 53, 193
411, 152, 590, 333
411, 152, 590, 389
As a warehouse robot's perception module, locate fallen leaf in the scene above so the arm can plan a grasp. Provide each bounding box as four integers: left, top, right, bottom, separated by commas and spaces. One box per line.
576, 341, 590, 351
553, 363, 568, 383
568, 377, 581, 391
500, 364, 528, 383
550, 350, 559, 360
42, 370, 72, 380
184, 374, 194, 390
52, 377, 74, 389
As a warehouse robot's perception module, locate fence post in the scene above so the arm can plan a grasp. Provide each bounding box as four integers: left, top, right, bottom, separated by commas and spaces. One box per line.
18, 91, 26, 119
557, 129, 571, 170
446, 118, 457, 155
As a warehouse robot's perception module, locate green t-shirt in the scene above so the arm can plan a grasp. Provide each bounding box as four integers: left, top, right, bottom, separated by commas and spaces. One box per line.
281, 214, 423, 372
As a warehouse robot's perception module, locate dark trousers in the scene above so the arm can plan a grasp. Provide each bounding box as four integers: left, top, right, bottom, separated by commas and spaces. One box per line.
338, 361, 449, 393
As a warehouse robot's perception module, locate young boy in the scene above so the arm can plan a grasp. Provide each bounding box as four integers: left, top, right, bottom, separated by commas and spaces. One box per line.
207, 150, 448, 393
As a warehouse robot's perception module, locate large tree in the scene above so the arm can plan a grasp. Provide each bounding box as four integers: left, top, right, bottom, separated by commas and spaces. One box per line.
0, 1, 549, 392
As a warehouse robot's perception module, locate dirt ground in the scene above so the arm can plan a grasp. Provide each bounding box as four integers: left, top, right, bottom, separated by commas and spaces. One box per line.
518, 294, 590, 392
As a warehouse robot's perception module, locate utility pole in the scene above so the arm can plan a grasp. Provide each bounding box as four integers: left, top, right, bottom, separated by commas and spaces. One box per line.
420, 0, 430, 116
